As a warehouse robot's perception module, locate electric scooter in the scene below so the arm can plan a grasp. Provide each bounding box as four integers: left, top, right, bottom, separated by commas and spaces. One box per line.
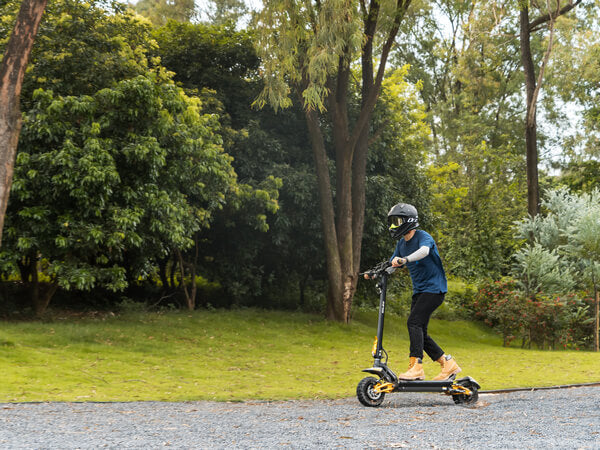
356, 260, 480, 407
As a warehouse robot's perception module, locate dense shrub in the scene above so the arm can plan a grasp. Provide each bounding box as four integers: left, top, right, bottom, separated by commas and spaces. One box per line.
435, 278, 478, 321
473, 279, 595, 349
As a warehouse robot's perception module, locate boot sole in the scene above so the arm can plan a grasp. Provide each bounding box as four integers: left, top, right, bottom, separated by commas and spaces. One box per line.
398, 376, 425, 381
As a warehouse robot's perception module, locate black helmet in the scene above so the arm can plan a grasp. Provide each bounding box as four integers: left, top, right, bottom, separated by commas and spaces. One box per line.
387, 203, 419, 239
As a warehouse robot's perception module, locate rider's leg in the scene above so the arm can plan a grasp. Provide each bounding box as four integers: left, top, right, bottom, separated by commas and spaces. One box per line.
398, 293, 444, 380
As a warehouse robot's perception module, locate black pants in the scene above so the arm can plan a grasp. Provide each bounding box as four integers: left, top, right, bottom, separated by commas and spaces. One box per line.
407, 292, 445, 361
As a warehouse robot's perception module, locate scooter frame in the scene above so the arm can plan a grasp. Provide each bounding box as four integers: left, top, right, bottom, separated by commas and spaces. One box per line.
357, 261, 480, 407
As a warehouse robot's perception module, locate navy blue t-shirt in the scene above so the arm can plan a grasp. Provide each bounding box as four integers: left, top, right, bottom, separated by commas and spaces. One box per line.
391, 229, 447, 294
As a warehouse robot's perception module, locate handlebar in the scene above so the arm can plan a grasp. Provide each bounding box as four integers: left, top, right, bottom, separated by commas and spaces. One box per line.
360, 260, 397, 279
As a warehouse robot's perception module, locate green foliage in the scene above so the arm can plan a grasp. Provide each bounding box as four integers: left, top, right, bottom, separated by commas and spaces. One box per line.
253, 0, 366, 111
512, 243, 575, 296
473, 279, 595, 349
156, 19, 433, 309
151, 21, 292, 305
199, 0, 249, 26
494, 188, 600, 348
154, 22, 432, 309
1, 73, 236, 300
514, 188, 600, 294
152, 21, 260, 128
19, 0, 159, 101
134, 0, 197, 26
549, 6, 600, 160
558, 160, 600, 192
2, 0, 596, 319
0, 1, 283, 314
434, 278, 478, 321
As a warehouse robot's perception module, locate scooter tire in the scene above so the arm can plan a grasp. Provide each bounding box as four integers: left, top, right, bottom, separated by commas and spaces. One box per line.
357, 376, 385, 407
452, 387, 479, 405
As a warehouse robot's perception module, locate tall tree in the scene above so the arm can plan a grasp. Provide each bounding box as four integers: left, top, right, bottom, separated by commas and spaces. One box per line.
0, 0, 47, 246
519, 0, 583, 216
254, 0, 413, 322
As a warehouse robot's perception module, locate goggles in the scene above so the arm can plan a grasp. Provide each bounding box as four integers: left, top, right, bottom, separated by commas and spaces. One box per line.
388, 216, 406, 228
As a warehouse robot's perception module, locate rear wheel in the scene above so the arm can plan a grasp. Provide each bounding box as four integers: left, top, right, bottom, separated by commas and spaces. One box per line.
357, 377, 385, 407
452, 384, 479, 405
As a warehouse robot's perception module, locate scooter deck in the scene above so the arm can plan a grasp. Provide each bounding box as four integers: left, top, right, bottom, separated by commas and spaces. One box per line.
393, 378, 455, 392
391, 376, 480, 393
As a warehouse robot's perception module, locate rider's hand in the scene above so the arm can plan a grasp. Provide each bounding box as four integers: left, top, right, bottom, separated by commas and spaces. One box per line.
392, 257, 406, 267
363, 273, 371, 280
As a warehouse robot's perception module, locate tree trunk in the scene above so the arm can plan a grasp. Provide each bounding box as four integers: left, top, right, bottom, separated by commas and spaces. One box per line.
176, 235, 199, 311
157, 257, 170, 290
299, 274, 307, 308
17, 253, 56, 316
304, 108, 344, 321
519, 0, 582, 218
0, 0, 48, 246
169, 255, 176, 289
34, 281, 58, 318
519, 6, 540, 218
177, 249, 197, 311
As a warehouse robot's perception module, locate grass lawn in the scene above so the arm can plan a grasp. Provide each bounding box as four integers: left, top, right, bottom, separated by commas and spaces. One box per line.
0, 309, 599, 402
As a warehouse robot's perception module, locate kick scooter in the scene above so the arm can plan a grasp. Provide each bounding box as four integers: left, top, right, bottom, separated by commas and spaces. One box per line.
356, 260, 480, 407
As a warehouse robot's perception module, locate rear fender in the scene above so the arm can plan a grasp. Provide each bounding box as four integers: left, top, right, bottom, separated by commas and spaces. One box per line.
455, 376, 481, 390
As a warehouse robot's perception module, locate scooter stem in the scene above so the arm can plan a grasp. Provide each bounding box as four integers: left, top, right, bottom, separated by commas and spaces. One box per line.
374, 272, 388, 365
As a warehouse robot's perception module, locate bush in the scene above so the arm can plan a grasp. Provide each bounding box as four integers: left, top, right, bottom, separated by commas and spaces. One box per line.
473, 279, 595, 349
434, 278, 478, 321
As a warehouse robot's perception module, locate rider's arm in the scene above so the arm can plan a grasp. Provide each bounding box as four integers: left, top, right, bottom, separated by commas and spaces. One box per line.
394, 245, 430, 266
405, 245, 430, 262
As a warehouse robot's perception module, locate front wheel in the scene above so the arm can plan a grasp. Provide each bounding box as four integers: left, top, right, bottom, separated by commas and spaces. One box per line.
357, 377, 385, 407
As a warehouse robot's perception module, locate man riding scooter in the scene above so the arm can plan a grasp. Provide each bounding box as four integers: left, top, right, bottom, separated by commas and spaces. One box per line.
368, 202, 461, 382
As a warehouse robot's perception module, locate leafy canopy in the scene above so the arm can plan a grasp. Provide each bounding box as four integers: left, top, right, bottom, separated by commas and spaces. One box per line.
2, 74, 236, 291
253, 0, 376, 111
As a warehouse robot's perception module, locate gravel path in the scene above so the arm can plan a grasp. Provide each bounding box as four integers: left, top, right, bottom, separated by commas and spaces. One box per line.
1, 386, 599, 449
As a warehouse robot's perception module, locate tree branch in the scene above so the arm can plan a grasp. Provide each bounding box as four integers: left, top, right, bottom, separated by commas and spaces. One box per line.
527, 0, 557, 125
349, 0, 412, 150
528, 0, 583, 31
359, 0, 367, 19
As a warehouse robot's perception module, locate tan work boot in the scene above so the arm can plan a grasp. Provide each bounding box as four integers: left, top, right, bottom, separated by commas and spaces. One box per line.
398, 356, 425, 380
433, 354, 462, 381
